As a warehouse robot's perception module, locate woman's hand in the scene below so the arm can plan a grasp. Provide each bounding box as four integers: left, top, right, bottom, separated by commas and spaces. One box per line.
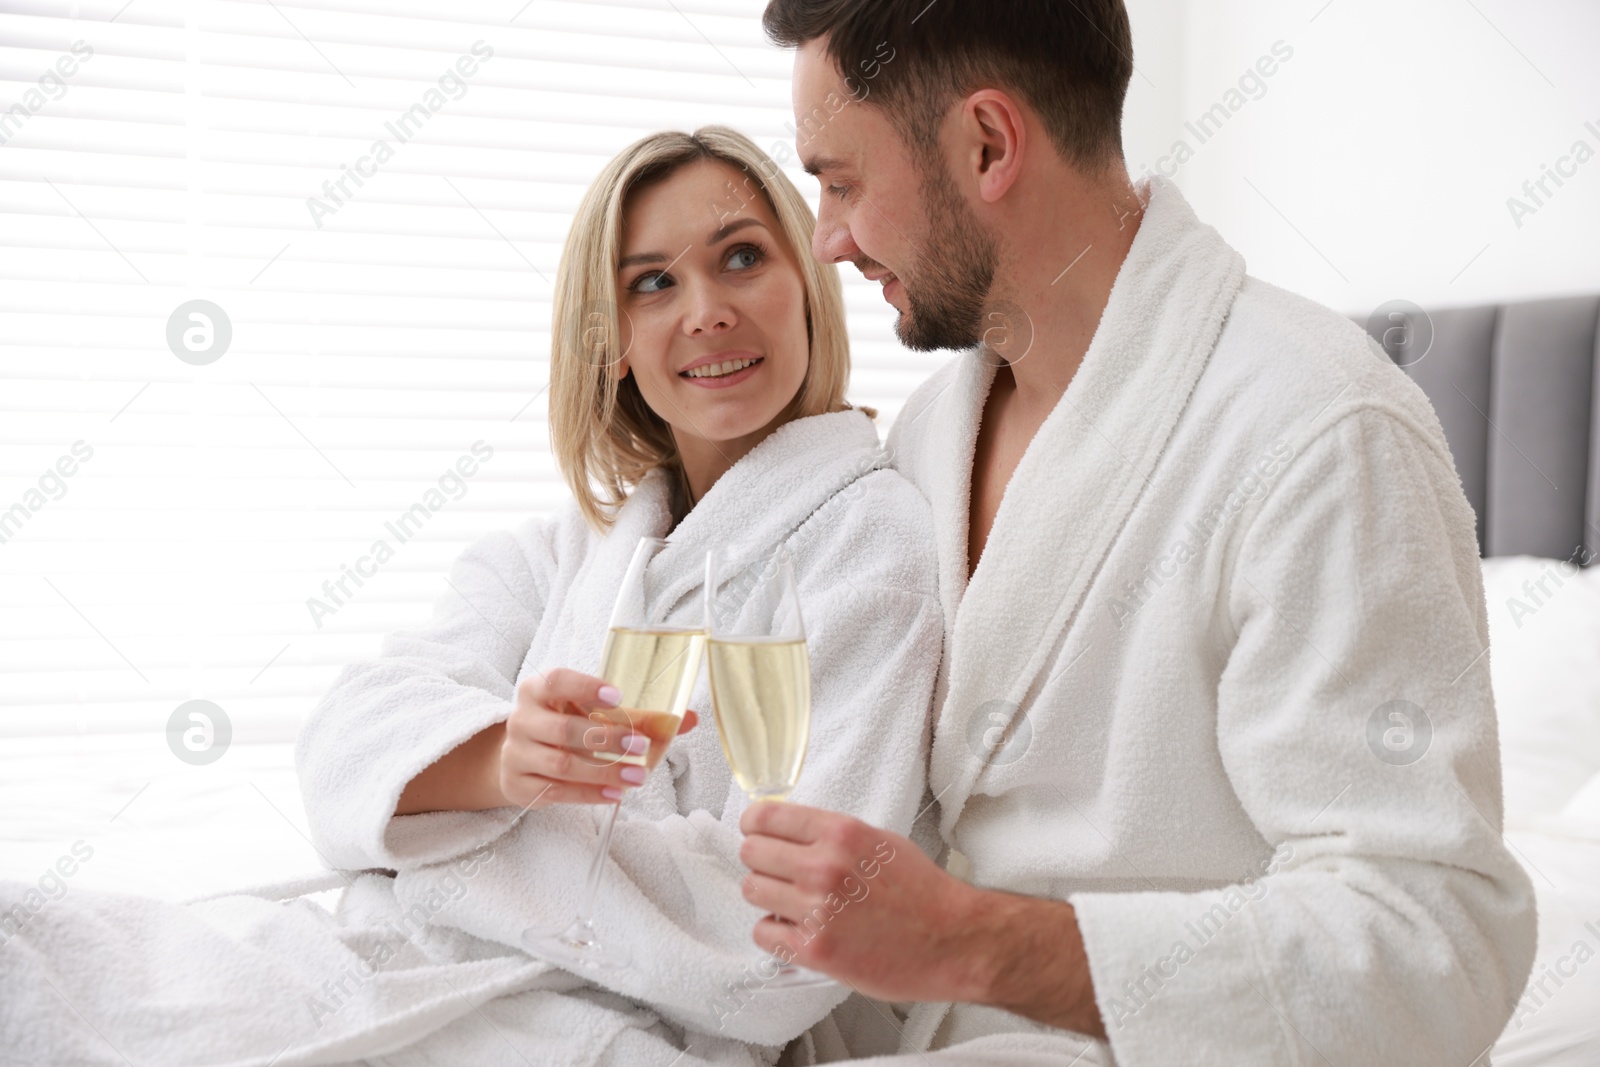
395, 669, 698, 817
497, 668, 699, 810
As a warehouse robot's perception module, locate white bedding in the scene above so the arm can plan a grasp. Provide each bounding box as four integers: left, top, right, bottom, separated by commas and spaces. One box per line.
0, 734, 326, 904
1481, 555, 1600, 1067
1495, 830, 1600, 1066
2, 556, 1597, 1062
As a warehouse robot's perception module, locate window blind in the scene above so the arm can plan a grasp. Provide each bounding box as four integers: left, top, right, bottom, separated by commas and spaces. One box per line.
0, 0, 937, 740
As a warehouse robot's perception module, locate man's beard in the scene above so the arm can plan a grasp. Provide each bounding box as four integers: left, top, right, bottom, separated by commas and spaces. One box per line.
893, 162, 998, 352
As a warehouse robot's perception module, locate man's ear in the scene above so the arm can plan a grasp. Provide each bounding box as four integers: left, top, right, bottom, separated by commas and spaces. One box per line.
964, 89, 1026, 204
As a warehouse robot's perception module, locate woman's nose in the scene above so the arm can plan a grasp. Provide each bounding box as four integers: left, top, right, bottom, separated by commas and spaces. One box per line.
682, 282, 737, 336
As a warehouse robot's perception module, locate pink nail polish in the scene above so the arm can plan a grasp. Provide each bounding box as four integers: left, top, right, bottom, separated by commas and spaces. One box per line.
598, 685, 623, 707
622, 734, 649, 756
620, 766, 647, 785
601, 787, 623, 800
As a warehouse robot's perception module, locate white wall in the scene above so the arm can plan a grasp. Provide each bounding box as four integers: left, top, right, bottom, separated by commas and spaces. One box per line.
1123, 0, 1600, 316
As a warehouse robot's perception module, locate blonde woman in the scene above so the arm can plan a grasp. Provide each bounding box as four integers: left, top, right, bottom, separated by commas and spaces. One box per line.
291, 125, 945, 1063
0, 127, 940, 1067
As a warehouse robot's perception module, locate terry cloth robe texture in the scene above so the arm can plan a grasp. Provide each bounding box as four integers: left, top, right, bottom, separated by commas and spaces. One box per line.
0, 409, 944, 1067
796, 175, 1538, 1067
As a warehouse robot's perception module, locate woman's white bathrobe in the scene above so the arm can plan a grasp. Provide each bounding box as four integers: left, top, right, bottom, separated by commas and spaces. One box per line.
0, 410, 943, 1067
820, 176, 1537, 1066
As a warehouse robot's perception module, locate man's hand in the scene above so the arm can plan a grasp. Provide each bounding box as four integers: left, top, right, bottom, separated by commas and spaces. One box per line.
738, 803, 1106, 1039
738, 802, 982, 1002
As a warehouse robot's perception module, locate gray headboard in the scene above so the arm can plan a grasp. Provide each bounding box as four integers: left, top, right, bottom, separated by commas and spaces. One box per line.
1361, 295, 1600, 562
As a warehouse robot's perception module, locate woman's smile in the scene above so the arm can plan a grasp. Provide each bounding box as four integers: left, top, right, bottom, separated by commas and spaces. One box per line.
679, 351, 765, 388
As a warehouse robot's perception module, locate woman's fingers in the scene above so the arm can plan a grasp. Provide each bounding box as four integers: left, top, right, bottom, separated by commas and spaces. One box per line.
500, 772, 622, 810
500, 670, 698, 811
504, 730, 648, 786
518, 668, 621, 716
513, 704, 649, 759
511, 671, 650, 759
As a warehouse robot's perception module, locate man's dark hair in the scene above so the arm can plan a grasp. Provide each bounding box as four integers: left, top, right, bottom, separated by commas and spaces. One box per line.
762, 0, 1133, 171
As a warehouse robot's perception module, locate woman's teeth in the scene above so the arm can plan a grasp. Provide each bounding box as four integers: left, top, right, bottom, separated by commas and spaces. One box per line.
683, 357, 760, 378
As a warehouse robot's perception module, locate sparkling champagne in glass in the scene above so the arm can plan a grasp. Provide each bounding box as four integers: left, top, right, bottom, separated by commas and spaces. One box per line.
705, 543, 836, 989
705, 636, 810, 801
522, 536, 704, 972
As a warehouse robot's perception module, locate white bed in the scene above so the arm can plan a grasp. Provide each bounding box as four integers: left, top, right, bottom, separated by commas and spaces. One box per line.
3, 554, 1597, 1062
1479, 556, 1600, 1066
0, 735, 325, 904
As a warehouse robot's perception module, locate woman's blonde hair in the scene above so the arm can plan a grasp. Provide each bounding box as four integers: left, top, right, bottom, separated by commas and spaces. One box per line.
548, 125, 860, 532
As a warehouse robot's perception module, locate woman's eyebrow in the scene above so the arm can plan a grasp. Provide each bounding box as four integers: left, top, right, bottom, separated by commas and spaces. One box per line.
618, 251, 667, 269
618, 219, 768, 271
706, 217, 766, 245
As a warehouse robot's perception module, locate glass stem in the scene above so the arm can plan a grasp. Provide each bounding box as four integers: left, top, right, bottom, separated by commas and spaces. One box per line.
576, 800, 622, 922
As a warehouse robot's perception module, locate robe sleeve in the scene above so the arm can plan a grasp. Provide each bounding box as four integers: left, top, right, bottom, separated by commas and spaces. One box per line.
411, 473, 945, 1049
294, 515, 559, 872
1069, 404, 1537, 1066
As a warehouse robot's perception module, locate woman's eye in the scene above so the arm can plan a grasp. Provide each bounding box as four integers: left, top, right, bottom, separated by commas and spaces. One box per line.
725, 244, 764, 271
630, 271, 672, 294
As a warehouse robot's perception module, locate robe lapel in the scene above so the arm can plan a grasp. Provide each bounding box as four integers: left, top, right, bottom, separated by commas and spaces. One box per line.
526, 475, 672, 678
645, 409, 887, 619
895, 354, 998, 648
929, 178, 1248, 838
534, 409, 888, 669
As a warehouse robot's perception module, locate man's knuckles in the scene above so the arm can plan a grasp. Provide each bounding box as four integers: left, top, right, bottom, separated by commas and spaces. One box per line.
796, 851, 859, 895
801, 929, 842, 968
818, 816, 865, 849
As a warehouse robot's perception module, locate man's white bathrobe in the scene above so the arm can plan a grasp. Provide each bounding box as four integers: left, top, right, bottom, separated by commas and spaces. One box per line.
828, 177, 1537, 1066
0, 410, 943, 1067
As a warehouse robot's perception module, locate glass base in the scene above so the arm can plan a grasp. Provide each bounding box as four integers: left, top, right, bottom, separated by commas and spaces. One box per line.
522, 917, 632, 973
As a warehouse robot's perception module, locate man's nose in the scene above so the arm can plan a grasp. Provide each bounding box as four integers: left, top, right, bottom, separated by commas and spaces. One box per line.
812, 203, 858, 266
